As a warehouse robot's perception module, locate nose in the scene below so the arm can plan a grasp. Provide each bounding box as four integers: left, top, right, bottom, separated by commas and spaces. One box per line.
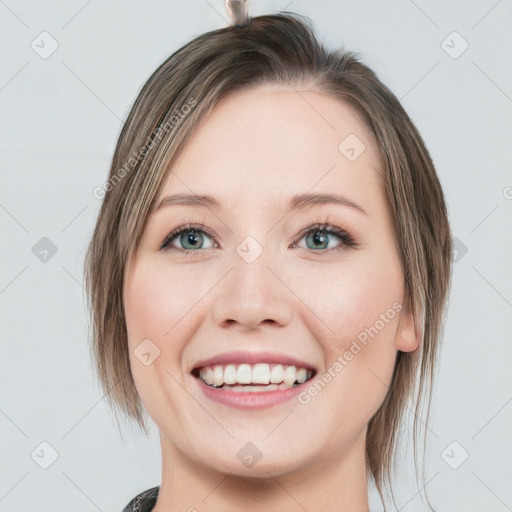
211, 247, 294, 330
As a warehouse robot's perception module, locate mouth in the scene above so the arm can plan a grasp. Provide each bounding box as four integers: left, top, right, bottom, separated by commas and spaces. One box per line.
189, 351, 318, 409
191, 362, 317, 392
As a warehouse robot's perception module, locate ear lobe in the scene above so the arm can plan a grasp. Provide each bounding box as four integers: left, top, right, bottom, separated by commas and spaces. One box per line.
395, 302, 420, 353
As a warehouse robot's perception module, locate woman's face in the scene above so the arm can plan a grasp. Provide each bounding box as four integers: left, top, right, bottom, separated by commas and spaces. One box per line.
123, 85, 418, 478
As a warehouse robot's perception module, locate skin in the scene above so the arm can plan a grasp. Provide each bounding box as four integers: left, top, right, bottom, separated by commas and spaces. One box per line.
123, 85, 419, 512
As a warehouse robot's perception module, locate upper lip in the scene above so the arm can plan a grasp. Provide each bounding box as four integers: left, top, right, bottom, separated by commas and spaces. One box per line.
191, 350, 317, 373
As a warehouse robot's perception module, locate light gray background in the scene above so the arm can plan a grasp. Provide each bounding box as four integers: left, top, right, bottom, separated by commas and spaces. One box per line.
1, 1, 511, 511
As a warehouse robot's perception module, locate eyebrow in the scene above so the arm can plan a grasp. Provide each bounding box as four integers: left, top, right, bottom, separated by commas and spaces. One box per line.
154, 192, 367, 216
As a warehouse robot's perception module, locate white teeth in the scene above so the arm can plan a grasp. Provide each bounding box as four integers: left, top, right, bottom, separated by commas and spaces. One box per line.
270, 365, 284, 384
296, 367, 307, 384
283, 365, 296, 387
252, 363, 271, 384
202, 366, 213, 383
198, 363, 313, 389
236, 364, 252, 384
223, 384, 280, 392
213, 365, 224, 387
223, 364, 237, 385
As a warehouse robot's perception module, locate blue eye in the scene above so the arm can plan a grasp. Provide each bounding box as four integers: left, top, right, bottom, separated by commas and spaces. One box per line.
160, 223, 217, 252
295, 224, 356, 252
160, 222, 356, 254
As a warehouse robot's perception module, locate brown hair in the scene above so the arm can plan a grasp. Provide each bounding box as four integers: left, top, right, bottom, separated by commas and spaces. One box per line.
84, 12, 452, 510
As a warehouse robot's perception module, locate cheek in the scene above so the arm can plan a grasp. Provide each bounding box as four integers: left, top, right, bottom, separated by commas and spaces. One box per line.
123, 264, 187, 401
297, 252, 403, 349
123, 261, 217, 394
302, 249, 403, 419
123, 263, 201, 417
124, 262, 201, 346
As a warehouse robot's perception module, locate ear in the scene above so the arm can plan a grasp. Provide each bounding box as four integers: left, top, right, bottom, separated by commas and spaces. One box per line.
395, 301, 420, 353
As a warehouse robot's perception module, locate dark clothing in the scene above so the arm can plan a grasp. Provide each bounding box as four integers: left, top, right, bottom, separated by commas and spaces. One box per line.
122, 487, 159, 512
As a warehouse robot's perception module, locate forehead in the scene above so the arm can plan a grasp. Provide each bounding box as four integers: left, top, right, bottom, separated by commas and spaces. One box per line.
157, 86, 382, 214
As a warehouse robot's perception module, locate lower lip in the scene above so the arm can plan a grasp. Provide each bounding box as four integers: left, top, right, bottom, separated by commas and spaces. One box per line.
194, 376, 309, 410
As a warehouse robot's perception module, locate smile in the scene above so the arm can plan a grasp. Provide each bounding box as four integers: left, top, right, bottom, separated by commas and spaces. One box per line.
193, 363, 314, 390
191, 361, 317, 410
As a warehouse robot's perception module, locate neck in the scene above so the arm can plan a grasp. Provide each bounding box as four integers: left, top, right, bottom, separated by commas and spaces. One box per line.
151, 429, 370, 512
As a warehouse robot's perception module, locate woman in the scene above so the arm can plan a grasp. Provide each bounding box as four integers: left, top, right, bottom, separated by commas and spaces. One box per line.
84, 11, 452, 512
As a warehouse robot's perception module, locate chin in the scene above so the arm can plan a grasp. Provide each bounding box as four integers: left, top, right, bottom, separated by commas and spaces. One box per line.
188, 436, 315, 478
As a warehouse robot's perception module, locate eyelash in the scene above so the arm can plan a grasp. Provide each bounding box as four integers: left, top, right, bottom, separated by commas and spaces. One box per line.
159, 217, 357, 255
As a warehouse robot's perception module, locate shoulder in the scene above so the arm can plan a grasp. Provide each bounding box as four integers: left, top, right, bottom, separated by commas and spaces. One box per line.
122, 486, 160, 512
